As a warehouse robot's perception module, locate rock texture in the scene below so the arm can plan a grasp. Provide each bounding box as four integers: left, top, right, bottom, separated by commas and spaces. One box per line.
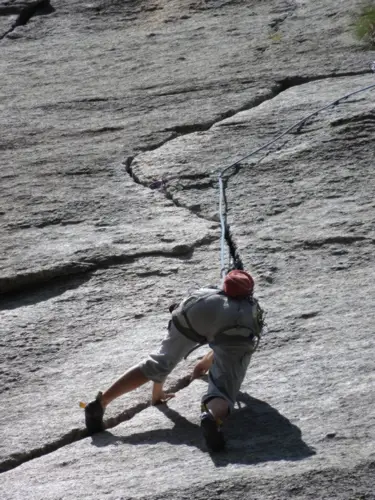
1, 0, 375, 498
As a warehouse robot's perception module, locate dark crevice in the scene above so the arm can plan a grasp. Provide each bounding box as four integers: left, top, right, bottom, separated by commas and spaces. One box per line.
165, 91, 283, 136
0, 245, 201, 299
0, 427, 89, 474
135, 91, 281, 155
0, 272, 91, 310
175, 173, 211, 180
138, 132, 178, 153
165, 122, 213, 134
125, 158, 218, 222
0, 375, 192, 473
0, 232, 218, 302
82, 126, 125, 135
8, 218, 82, 230
0, 0, 54, 40
174, 181, 215, 190
302, 235, 371, 249
154, 87, 212, 97
330, 111, 375, 127
268, 14, 289, 33
124, 69, 375, 255
130, 70, 373, 163
298, 311, 319, 320
275, 70, 372, 92
123, 89, 286, 219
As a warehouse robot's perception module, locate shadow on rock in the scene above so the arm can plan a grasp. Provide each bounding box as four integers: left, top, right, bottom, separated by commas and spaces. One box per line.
91, 405, 205, 451
90, 393, 315, 466
0, 273, 92, 310
211, 392, 315, 467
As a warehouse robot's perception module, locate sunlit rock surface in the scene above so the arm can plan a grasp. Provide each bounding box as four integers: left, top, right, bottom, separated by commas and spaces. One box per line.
1, 0, 374, 498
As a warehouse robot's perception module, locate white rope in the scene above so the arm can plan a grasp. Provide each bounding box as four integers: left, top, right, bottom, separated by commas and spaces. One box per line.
218, 174, 228, 282
217, 78, 375, 277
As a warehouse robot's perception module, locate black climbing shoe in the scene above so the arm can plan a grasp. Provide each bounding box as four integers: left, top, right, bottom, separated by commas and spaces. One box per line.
84, 392, 105, 434
200, 411, 225, 452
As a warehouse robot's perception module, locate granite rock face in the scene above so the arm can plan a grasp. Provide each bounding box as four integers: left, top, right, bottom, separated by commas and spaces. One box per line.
1, 0, 375, 498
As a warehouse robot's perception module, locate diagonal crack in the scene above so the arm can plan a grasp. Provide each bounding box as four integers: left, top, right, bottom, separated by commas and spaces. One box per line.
0, 0, 54, 40
126, 69, 374, 223
2, 69, 373, 469
123, 70, 375, 272
136, 70, 373, 156
0, 375, 192, 473
127, 69, 374, 171
125, 157, 218, 222
0, 238, 216, 301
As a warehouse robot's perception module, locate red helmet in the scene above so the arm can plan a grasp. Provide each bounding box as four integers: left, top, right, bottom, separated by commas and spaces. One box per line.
223, 270, 254, 298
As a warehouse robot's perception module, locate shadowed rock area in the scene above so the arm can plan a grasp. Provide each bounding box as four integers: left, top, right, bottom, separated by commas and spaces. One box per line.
1, 0, 375, 498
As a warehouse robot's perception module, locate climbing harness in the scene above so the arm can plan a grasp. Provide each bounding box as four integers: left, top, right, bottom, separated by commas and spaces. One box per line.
171, 74, 375, 358
172, 289, 264, 358
80, 73, 375, 422
217, 75, 375, 279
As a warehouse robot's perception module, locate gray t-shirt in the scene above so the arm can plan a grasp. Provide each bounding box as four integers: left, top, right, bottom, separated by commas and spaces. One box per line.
172, 287, 260, 343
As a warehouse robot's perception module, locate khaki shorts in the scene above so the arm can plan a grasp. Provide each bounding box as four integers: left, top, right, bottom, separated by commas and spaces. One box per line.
138, 323, 254, 411
202, 342, 253, 412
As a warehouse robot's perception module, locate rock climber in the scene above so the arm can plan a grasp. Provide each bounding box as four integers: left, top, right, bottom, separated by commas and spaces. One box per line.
82, 269, 264, 452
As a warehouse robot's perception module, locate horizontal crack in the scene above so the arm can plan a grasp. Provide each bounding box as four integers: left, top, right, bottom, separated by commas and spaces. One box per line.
8, 218, 82, 230
0, 245, 200, 300
134, 91, 282, 156
275, 70, 373, 92
0, 375, 192, 474
127, 69, 374, 181
302, 235, 371, 249
330, 111, 375, 127
165, 122, 213, 134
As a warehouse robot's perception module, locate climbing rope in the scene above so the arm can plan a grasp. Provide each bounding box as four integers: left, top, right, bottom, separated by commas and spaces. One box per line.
218, 76, 375, 279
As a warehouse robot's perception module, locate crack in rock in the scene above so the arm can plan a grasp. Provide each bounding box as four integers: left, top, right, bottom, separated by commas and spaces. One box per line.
0, 241, 216, 298
0, 375, 191, 473
0, 0, 54, 40
125, 158, 217, 221
330, 110, 375, 127
125, 70, 375, 261
136, 90, 283, 156
302, 235, 371, 249
138, 132, 178, 153
275, 70, 372, 92
127, 70, 373, 202
7, 217, 82, 230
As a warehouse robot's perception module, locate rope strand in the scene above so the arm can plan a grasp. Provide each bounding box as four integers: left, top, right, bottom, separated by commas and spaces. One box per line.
218, 78, 375, 278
